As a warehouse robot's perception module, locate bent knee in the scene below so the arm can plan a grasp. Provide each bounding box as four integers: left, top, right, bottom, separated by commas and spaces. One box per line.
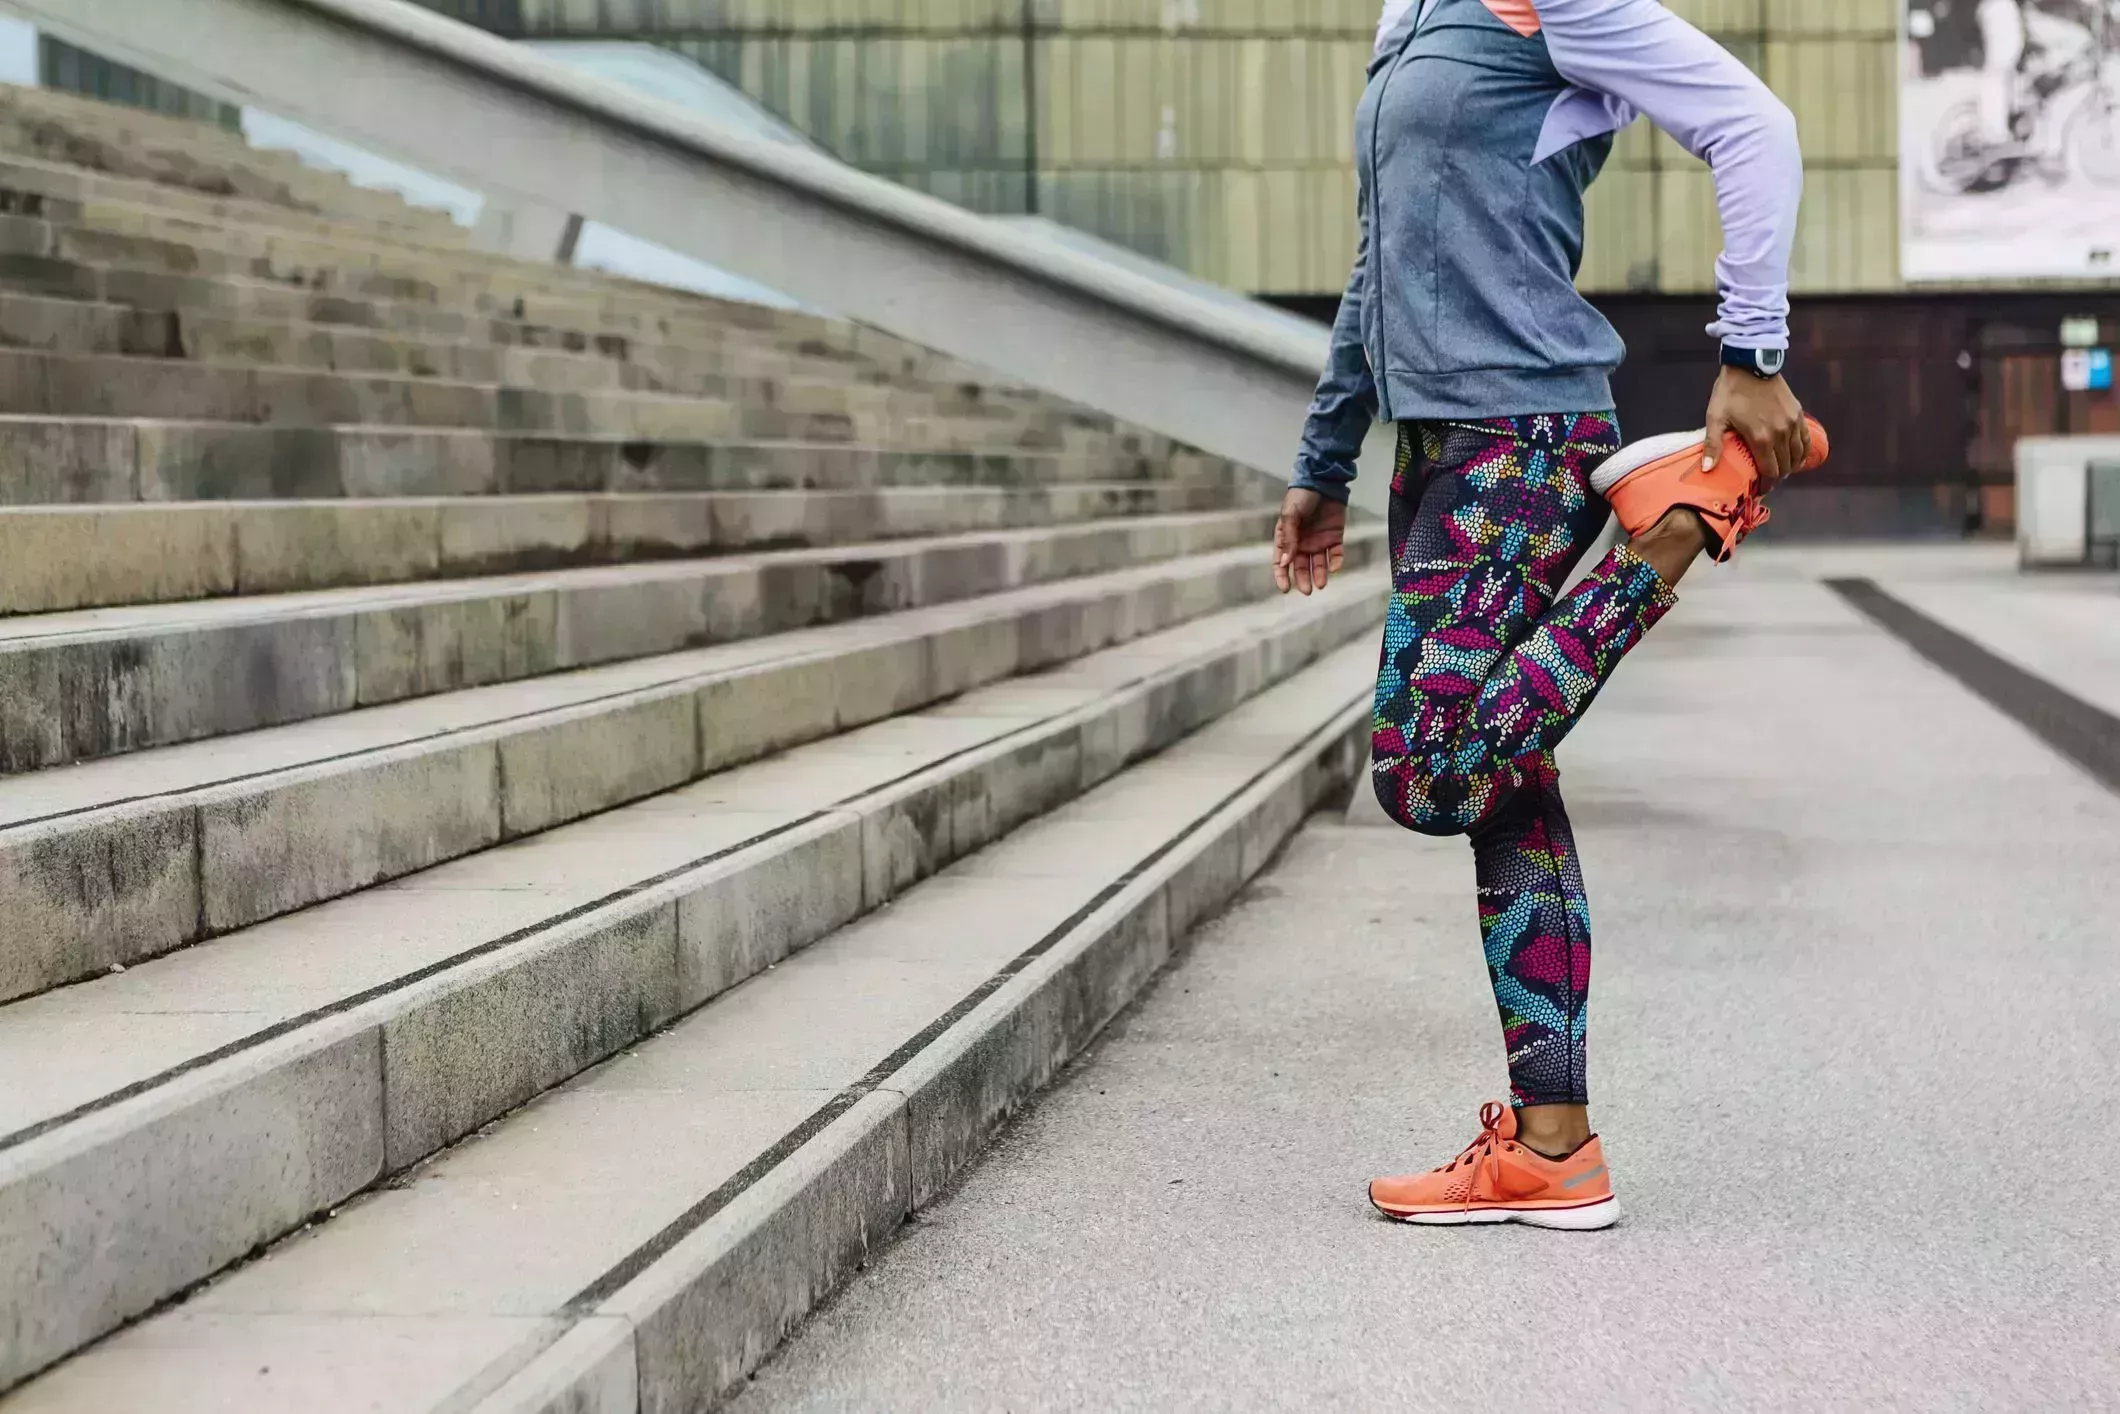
1370, 767, 1469, 838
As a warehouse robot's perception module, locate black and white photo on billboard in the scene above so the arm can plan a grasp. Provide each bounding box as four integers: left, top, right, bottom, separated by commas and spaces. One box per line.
1903, 0, 2120, 279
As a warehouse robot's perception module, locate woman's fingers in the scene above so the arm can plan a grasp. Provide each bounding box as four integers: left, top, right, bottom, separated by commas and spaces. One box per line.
1272, 511, 1298, 593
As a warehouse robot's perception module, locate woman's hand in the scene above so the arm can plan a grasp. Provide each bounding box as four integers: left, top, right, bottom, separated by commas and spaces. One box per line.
1704, 366, 1811, 492
1272, 488, 1347, 595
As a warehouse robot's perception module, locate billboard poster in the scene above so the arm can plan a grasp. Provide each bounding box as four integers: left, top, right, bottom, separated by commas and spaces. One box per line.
1902, 0, 2120, 280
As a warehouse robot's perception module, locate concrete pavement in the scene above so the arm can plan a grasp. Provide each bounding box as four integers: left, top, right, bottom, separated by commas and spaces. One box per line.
731, 547, 2120, 1412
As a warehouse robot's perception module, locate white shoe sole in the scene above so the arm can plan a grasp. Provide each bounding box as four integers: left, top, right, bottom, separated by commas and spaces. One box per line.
1588, 430, 1706, 498
1380, 1195, 1622, 1230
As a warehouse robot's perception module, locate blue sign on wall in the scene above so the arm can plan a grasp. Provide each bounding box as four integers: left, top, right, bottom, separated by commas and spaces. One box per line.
2091, 348, 2114, 392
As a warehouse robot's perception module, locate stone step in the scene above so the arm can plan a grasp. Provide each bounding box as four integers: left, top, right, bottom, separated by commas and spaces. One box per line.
5, 179, 830, 332
0, 84, 467, 240
0, 482, 1249, 615
0, 238, 1004, 391
0, 631, 1375, 1410
0, 587, 1380, 1402
0, 529, 1381, 1009
0, 286, 1027, 406
0, 150, 472, 251
0, 417, 1250, 505
0, 207, 751, 336
0, 344, 1105, 444
0, 189, 988, 384
0, 508, 1280, 771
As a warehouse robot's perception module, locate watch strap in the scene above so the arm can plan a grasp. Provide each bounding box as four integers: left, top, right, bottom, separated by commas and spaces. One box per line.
1720, 344, 1787, 378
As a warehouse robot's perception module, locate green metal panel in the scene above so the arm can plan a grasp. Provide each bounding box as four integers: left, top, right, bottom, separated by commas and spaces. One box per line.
36, 37, 242, 128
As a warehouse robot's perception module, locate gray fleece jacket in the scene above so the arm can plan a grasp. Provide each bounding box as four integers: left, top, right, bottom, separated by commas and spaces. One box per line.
1293, 0, 1802, 502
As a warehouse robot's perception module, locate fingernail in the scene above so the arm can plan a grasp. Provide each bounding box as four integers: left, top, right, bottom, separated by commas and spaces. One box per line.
1701, 456, 1714, 470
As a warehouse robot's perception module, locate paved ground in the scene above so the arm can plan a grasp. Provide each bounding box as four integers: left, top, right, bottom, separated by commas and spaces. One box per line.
733, 547, 2120, 1412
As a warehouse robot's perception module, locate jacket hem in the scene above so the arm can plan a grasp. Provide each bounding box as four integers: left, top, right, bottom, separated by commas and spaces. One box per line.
1378, 367, 1617, 422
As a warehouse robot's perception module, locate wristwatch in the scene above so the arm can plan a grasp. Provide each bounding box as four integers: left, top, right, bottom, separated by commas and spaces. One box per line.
1720, 343, 1787, 380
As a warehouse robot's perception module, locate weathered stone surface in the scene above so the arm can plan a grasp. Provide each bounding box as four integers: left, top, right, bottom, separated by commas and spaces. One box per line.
379, 904, 681, 1169
497, 690, 698, 840
0, 504, 230, 612
0, 1023, 384, 1392
234, 501, 440, 594
198, 738, 503, 933
0, 805, 200, 1005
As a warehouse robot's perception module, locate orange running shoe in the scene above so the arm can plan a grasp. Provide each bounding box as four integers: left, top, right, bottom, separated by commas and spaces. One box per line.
1589, 416, 1830, 563
1368, 1102, 1620, 1229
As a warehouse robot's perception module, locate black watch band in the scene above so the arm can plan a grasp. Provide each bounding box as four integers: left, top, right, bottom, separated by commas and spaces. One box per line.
1720, 343, 1787, 379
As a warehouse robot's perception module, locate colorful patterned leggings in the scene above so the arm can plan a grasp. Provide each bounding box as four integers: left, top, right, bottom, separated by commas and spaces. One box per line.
1370, 414, 1678, 1108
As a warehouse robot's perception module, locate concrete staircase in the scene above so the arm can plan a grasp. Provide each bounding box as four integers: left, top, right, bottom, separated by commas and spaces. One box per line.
0, 86, 1377, 1410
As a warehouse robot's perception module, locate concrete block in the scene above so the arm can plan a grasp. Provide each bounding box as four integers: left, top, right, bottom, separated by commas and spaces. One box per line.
0, 616, 359, 771
594, 393, 733, 443
0, 504, 233, 612
353, 589, 560, 705
498, 346, 620, 395
0, 213, 53, 258
695, 654, 847, 776
497, 690, 698, 840
0, 806, 199, 1005
619, 1091, 909, 1414
379, 903, 680, 1169
497, 436, 620, 494
856, 779, 955, 913
733, 561, 818, 637
234, 502, 441, 594
926, 615, 1030, 700
674, 815, 865, 1010
498, 387, 587, 435
198, 739, 502, 934
0, 418, 135, 504
0, 347, 52, 415
179, 315, 301, 367
602, 495, 720, 559
46, 354, 254, 422
887, 727, 1087, 908
669, 441, 843, 494
405, 377, 499, 428
0, 252, 102, 305
322, 327, 424, 376
135, 423, 344, 501
0, 292, 119, 352
441, 496, 596, 576
252, 368, 412, 426
0, 1022, 383, 1392
552, 575, 713, 671
337, 428, 499, 499
1162, 818, 1248, 943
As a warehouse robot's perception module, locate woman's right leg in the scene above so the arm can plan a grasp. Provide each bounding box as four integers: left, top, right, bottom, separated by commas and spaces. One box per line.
1370, 416, 1676, 839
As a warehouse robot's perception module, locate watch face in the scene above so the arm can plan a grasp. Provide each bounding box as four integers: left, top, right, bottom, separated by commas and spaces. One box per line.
1757, 348, 1786, 377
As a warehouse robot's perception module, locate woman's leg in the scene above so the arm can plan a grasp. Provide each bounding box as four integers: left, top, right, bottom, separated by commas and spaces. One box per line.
1472, 761, 1592, 1117
1371, 415, 1676, 838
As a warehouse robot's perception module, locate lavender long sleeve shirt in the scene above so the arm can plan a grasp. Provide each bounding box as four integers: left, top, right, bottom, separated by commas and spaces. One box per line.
1294, 0, 1802, 502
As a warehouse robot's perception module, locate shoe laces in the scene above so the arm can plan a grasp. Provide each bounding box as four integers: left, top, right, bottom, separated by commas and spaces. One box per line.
1435, 1100, 1511, 1204
1710, 493, 1773, 563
